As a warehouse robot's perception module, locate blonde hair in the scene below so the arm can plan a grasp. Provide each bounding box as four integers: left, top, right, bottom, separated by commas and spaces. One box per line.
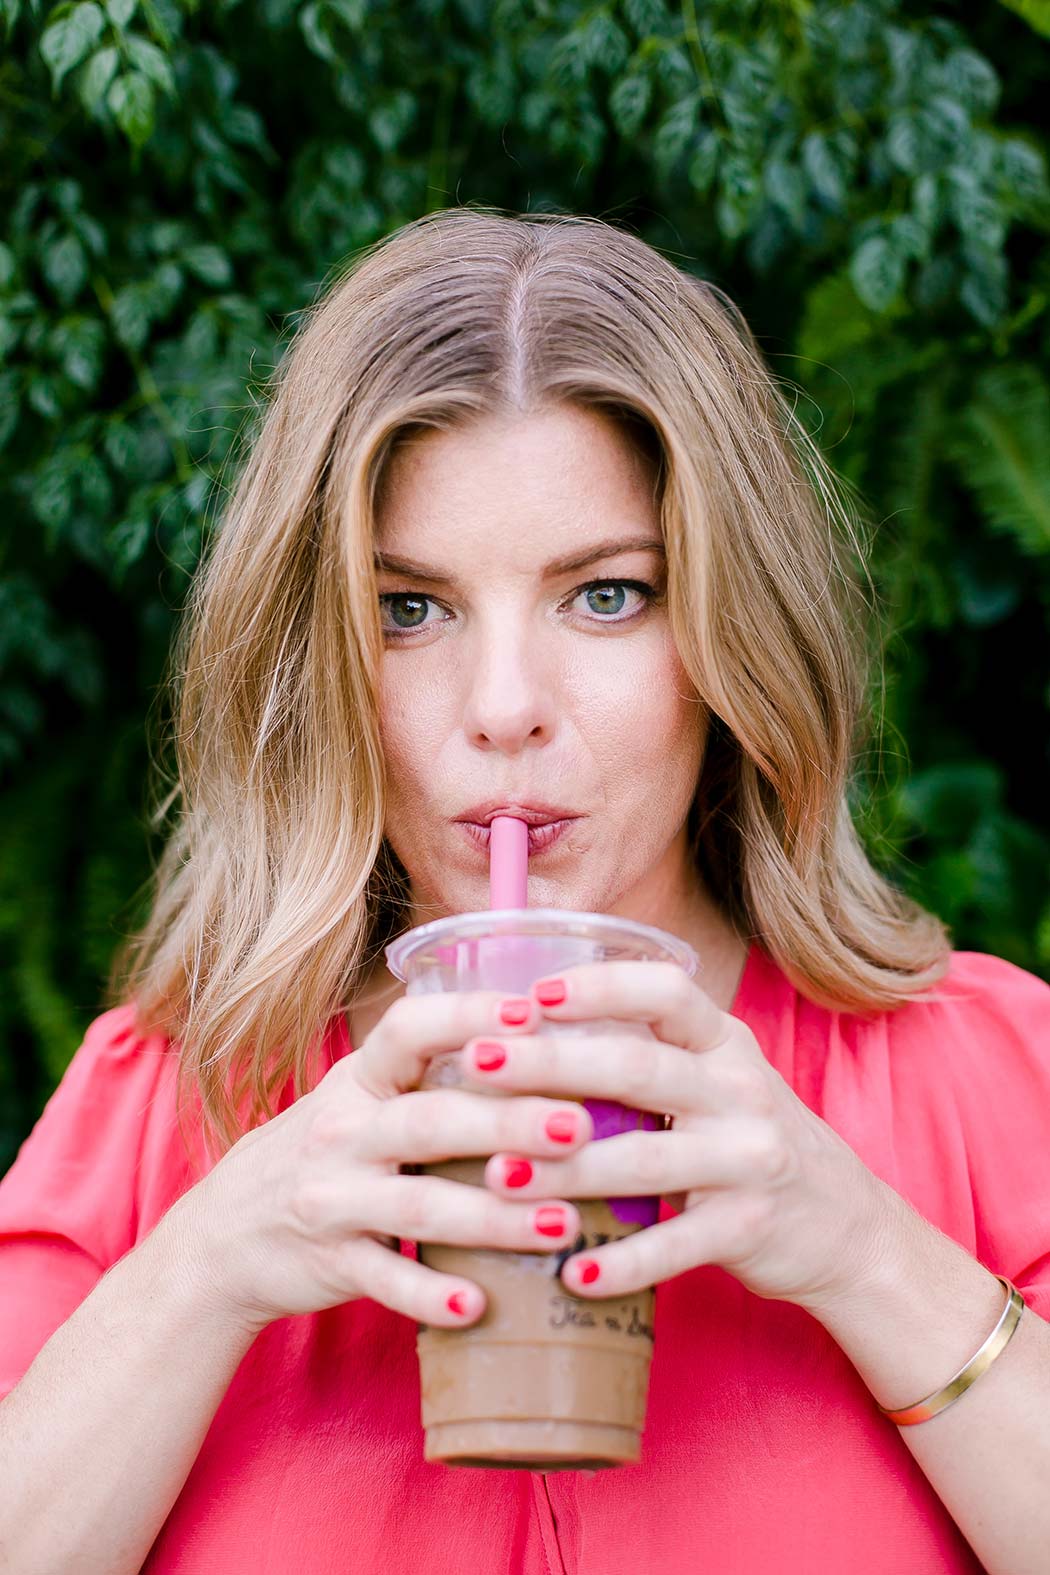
106, 205, 950, 1168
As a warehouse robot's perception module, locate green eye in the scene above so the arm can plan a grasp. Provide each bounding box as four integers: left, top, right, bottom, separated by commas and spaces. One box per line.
378, 579, 658, 640
379, 592, 440, 630
582, 583, 631, 616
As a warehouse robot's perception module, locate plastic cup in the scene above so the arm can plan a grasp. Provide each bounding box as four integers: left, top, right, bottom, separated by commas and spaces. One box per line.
385, 909, 699, 1472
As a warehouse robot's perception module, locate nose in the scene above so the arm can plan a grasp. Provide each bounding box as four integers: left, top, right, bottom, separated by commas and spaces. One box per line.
460, 608, 558, 752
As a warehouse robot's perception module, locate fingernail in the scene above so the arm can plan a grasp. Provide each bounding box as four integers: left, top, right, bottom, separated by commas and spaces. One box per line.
576, 1258, 601, 1284
532, 1206, 569, 1237
533, 978, 566, 1007
502, 1157, 533, 1188
544, 1112, 578, 1144
472, 1040, 507, 1072
498, 997, 532, 1026
447, 1291, 471, 1316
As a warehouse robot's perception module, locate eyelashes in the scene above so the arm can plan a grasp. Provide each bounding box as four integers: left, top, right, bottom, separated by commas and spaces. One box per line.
378, 578, 661, 642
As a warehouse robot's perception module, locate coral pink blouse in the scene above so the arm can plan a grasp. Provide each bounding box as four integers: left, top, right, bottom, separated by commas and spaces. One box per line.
2, 943, 1049, 1573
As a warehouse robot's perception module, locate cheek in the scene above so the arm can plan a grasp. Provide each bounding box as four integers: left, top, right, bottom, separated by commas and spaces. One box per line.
377, 665, 445, 803
583, 633, 701, 763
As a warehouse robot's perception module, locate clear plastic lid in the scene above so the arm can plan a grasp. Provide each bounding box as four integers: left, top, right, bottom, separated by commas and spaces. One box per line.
385, 906, 699, 983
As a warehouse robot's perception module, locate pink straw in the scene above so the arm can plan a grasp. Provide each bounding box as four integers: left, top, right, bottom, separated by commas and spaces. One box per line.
489, 815, 528, 909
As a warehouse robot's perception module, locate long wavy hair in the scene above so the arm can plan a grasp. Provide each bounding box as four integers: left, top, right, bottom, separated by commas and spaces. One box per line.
106, 205, 951, 1169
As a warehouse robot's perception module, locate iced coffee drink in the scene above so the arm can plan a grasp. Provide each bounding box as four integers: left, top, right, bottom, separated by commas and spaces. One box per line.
386, 908, 699, 1471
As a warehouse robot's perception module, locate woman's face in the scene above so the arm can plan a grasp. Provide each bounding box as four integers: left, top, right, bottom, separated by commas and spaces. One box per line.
373, 402, 709, 929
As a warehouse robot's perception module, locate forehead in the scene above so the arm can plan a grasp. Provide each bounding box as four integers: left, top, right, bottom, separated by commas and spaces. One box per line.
373, 405, 661, 567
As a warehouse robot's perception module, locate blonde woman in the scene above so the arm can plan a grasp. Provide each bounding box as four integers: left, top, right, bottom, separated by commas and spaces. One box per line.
1, 207, 1048, 1575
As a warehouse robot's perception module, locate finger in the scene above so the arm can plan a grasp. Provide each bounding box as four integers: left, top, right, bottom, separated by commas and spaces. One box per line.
348, 1172, 582, 1254
346, 1234, 489, 1327
484, 1122, 785, 1199
347, 989, 543, 1099
459, 1032, 737, 1118
557, 1192, 743, 1299
353, 1088, 594, 1166
527, 960, 730, 1054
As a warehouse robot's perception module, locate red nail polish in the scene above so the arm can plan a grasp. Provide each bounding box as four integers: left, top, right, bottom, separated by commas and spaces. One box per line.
447, 1291, 470, 1316
534, 978, 566, 1006
577, 1259, 601, 1284
502, 1157, 533, 1189
545, 1112, 577, 1144
499, 998, 531, 1026
473, 1040, 507, 1071
533, 1206, 568, 1237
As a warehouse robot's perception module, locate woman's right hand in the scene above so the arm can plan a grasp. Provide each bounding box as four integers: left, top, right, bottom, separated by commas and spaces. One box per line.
175, 989, 594, 1334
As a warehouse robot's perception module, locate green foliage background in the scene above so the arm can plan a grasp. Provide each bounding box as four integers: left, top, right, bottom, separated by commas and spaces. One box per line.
2, 0, 1049, 1174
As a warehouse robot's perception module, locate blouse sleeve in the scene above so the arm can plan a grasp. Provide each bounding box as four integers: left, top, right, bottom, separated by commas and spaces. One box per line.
0, 1004, 184, 1401
936, 952, 1050, 1322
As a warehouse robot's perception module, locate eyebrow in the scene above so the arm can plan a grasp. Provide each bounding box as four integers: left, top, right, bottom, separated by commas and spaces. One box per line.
373, 535, 666, 585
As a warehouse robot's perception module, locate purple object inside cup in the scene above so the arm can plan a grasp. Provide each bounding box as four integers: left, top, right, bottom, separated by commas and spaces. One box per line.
585, 1099, 662, 1226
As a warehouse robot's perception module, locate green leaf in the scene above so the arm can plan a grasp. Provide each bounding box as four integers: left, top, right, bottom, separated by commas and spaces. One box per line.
27, 374, 63, 422
764, 158, 807, 233
939, 47, 1000, 116
623, 0, 671, 36
995, 0, 1050, 39
900, 761, 1003, 842
609, 72, 651, 137
78, 43, 120, 111
106, 517, 151, 581
50, 316, 107, 388
579, 12, 629, 74
31, 451, 78, 540
948, 364, 1050, 553
40, 3, 105, 92
42, 233, 88, 304
369, 91, 416, 152
105, 0, 136, 26
687, 128, 719, 195
125, 34, 175, 94
999, 136, 1050, 208
959, 250, 1008, 326
110, 282, 151, 350
849, 234, 905, 311
947, 168, 1006, 251
802, 130, 849, 211
0, 242, 17, 289
651, 92, 699, 174
107, 71, 156, 146
717, 150, 761, 239
182, 244, 232, 287
0, 371, 20, 451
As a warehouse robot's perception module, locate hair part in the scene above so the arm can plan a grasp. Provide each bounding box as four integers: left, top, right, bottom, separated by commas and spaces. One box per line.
106, 205, 950, 1171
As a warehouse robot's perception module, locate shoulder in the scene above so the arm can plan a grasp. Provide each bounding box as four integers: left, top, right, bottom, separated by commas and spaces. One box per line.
0, 1002, 192, 1261
27, 1001, 178, 1116
887, 950, 1049, 1060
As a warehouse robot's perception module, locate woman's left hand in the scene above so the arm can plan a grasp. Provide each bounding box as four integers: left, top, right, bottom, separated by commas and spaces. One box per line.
462, 961, 893, 1312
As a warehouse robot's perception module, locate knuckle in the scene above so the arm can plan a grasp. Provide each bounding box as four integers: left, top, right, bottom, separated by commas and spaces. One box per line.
392, 1175, 432, 1238
744, 1122, 790, 1184
389, 1088, 429, 1145
302, 1100, 352, 1157
615, 1046, 653, 1107
731, 1189, 776, 1242
379, 994, 452, 1055
718, 1059, 773, 1113
289, 1178, 333, 1234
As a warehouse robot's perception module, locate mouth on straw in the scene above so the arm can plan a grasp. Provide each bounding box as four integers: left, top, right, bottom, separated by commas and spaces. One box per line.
489, 814, 529, 910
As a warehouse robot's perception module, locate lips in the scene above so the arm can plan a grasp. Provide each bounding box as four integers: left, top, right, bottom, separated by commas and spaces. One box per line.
454, 802, 580, 828
458, 818, 576, 855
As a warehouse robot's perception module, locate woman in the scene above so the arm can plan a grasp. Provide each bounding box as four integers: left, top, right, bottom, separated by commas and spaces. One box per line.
1, 207, 1047, 1574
